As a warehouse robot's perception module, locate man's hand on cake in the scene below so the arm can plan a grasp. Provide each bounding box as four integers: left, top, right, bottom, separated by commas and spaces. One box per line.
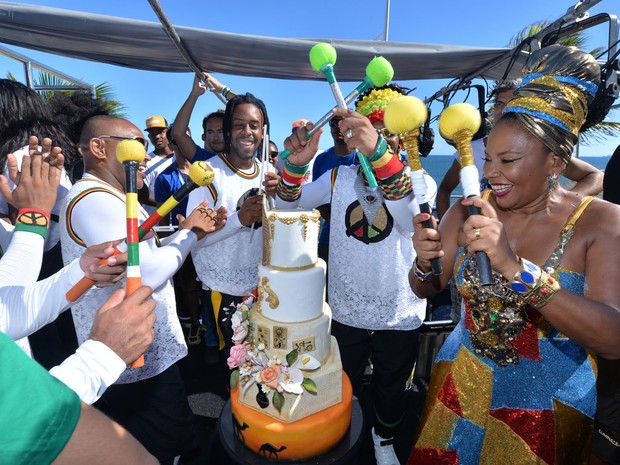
263, 172, 280, 198
180, 201, 228, 239
283, 122, 322, 166
238, 194, 263, 227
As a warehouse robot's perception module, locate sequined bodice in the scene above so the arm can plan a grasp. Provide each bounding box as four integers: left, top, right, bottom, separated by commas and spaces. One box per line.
455, 196, 594, 366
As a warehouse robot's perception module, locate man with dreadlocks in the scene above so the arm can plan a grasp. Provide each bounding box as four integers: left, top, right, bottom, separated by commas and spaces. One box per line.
187, 92, 280, 367
279, 84, 436, 465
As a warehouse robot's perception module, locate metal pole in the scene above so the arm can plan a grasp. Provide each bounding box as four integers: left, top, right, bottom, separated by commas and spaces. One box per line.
147, 0, 227, 104
384, 0, 391, 42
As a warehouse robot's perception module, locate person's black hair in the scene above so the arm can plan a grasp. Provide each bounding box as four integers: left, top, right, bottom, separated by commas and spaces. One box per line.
490, 79, 522, 103
0, 79, 77, 170
202, 109, 225, 133
222, 93, 270, 155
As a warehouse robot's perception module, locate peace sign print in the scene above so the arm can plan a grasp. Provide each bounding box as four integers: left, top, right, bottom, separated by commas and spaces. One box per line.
17, 210, 49, 227
344, 200, 392, 244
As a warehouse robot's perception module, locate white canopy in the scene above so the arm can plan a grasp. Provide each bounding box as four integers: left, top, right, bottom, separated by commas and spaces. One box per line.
0, 2, 527, 82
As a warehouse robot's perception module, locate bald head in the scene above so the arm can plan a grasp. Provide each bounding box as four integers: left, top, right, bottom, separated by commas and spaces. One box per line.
79, 115, 146, 189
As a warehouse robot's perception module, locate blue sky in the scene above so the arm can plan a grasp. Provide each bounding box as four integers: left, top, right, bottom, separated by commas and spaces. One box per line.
1, 0, 618, 157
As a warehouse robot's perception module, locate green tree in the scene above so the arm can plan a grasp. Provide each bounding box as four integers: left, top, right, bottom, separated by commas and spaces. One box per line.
509, 20, 620, 146
34, 72, 127, 118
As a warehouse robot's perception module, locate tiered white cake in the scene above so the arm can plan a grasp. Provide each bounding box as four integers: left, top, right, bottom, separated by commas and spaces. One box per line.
238, 206, 344, 422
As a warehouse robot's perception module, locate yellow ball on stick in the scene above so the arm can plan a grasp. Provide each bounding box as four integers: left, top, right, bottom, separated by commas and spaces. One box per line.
116, 139, 146, 163
384, 96, 427, 171
438, 103, 481, 168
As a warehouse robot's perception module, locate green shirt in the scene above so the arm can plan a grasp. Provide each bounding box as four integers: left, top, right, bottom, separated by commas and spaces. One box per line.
0, 331, 81, 464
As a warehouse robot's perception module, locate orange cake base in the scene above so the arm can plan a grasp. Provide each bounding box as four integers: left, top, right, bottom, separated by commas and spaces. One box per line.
230, 372, 353, 461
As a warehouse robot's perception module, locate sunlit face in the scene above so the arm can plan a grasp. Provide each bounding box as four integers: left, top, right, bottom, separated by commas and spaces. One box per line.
268, 142, 278, 167
204, 117, 225, 153
146, 126, 168, 150
228, 104, 264, 163
329, 117, 344, 141
492, 89, 516, 123
100, 121, 151, 190
484, 119, 557, 209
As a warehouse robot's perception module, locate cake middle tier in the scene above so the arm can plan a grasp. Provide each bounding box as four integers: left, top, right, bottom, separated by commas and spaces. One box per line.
256, 259, 326, 323
250, 301, 332, 364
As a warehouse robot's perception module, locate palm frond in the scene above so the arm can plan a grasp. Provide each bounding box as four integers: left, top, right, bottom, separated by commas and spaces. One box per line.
580, 121, 620, 145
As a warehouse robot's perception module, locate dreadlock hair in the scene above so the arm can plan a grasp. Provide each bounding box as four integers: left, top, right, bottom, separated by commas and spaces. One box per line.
0, 79, 76, 171
222, 93, 270, 155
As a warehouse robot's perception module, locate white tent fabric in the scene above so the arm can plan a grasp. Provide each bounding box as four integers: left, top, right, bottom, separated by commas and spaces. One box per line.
0, 2, 526, 82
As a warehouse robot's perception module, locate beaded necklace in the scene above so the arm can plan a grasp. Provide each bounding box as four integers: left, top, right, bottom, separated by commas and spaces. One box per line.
456, 195, 594, 366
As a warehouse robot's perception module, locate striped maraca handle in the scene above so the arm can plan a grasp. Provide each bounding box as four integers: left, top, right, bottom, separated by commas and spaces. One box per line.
116, 140, 146, 368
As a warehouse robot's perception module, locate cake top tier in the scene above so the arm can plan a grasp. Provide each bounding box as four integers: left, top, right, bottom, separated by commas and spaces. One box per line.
262, 204, 320, 270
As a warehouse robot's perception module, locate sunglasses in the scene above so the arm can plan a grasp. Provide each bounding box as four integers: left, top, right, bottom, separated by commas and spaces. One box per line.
328, 118, 343, 128
97, 135, 150, 152
269, 151, 279, 158
375, 128, 396, 139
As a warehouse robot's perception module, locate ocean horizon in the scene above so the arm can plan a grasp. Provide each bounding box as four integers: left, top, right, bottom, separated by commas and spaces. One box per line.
420, 154, 611, 199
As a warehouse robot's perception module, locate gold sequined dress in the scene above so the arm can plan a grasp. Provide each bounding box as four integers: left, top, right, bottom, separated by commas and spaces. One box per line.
408, 197, 596, 464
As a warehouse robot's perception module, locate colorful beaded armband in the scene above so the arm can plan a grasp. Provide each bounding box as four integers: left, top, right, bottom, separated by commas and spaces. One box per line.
510, 257, 560, 309
368, 135, 388, 162
14, 208, 50, 239
379, 169, 413, 201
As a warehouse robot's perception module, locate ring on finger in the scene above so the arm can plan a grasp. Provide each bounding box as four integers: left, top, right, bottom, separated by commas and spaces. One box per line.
474, 228, 481, 240
346, 128, 353, 139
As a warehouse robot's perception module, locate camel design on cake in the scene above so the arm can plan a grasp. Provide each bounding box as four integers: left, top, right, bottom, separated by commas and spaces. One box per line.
258, 443, 287, 460
231, 414, 249, 445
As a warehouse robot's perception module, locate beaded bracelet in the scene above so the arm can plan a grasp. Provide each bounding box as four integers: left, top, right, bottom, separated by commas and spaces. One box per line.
367, 135, 388, 162
14, 208, 50, 239
510, 257, 560, 309
412, 258, 432, 282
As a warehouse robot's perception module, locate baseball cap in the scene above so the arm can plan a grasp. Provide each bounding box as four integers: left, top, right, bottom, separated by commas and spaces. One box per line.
145, 115, 168, 130
292, 118, 310, 129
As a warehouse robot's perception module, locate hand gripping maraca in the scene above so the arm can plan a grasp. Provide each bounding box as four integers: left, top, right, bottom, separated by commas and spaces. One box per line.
65, 160, 215, 303
310, 42, 380, 199
384, 96, 442, 275
280, 55, 394, 160
439, 103, 493, 285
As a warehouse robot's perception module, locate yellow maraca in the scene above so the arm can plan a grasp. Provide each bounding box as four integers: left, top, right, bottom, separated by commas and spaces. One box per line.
439, 103, 493, 285
384, 96, 442, 275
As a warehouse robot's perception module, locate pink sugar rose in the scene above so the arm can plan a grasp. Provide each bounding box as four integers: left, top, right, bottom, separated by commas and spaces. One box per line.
259, 365, 282, 389
227, 344, 248, 369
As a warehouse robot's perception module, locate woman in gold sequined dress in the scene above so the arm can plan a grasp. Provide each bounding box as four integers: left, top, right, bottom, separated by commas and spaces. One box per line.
407, 45, 620, 464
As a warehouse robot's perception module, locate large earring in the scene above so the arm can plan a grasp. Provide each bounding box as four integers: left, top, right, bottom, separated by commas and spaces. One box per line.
547, 173, 559, 193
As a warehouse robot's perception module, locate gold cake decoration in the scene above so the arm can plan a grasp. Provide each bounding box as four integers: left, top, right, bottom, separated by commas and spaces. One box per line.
273, 326, 287, 349
293, 336, 316, 354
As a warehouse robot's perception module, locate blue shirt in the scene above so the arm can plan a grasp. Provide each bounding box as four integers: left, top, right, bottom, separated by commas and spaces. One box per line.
193, 145, 217, 162
311, 147, 358, 244
154, 161, 189, 225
